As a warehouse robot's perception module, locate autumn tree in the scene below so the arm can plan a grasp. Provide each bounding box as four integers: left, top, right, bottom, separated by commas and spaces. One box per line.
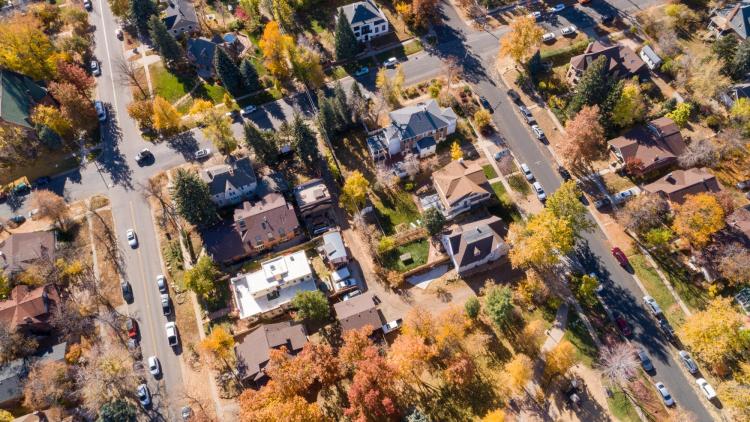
32, 105, 74, 140
345, 347, 401, 421
107, 0, 130, 19
183, 255, 222, 299
244, 122, 278, 163
291, 290, 330, 323
518, 319, 546, 356
0, 325, 38, 365
259, 21, 293, 81
152, 96, 182, 136
388, 332, 434, 384
0, 411, 10, 422
189, 99, 214, 117
290, 46, 325, 88
485, 285, 514, 328
717, 381, 750, 421
376, 66, 405, 108
201, 109, 237, 155
55, 60, 95, 95
546, 180, 592, 236
560, 104, 605, 168
340, 171, 369, 212
198, 326, 235, 370
334, 8, 360, 61
411, 0, 440, 29
443, 352, 476, 387
300, 342, 342, 388
679, 297, 744, 372
482, 410, 506, 422
544, 340, 577, 379
686, 58, 730, 104
619, 193, 669, 234
504, 353, 532, 396
672, 193, 725, 248
678, 138, 720, 169
599, 342, 638, 385
507, 210, 575, 269
611, 82, 646, 128
30, 190, 70, 231
170, 168, 218, 227
23, 360, 76, 409
666, 102, 692, 128
339, 325, 376, 372
0, 15, 58, 80
77, 344, 140, 413
474, 109, 492, 132
49, 81, 98, 135
127, 99, 154, 129
718, 243, 750, 287
499, 16, 543, 64
575, 273, 599, 307
450, 141, 463, 161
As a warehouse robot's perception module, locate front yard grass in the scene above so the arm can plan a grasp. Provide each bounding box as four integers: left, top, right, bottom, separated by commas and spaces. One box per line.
382, 239, 429, 272
150, 62, 226, 105
482, 164, 497, 180
371, 188, 420, 235
607, 383, 641, 422
375, 39, 424, 63
629, 254, 686, 327
1, 150, 79, 185
564, 309, 598, 367
488, 181, 522, 223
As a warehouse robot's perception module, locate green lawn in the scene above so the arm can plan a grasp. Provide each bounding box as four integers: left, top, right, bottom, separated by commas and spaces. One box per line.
607, 384, 641, 422
236, 87, 284, 107
629, 254, 686, 328
488, 182, 522, 223
383, 239, 429, 272
372, 188, 420, 235
482, 164, 498, 180
375, 39, 424, 63
564, 309, 598, 367
150, 63, 195, 103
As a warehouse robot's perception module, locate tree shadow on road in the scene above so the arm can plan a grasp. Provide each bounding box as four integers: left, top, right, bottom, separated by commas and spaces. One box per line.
167, 130, 200, 161
96, 109, 134, 190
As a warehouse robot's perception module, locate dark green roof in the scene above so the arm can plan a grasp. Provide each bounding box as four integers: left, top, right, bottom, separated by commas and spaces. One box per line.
0, 69, 48, 128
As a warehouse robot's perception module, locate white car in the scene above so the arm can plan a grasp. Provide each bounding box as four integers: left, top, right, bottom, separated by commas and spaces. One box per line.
193, 148, 211, 160
126, 229, 137, 248
613, 188, 637, 204
90, 60, 101, 76
542, 32, 556, 42
533, 182, 546, 202
550, 3, 565, 12
382, 318, 403, 334
643, 295, 663, 316
654, 382, 674, 406
161, 293, 171, 316
342, 290, 362, 301
134, 148, 152, 163
521, 163, 534, 181
561, 25, 577, 36
383, 57, 398, 68
354, 66, 369, 76
336, 278, 359, 291
531, 124, 545, 139
148, 356, 161, 376
527, 11, 542, 21
165, 322, 179, 347
696, 378, 717, 400
678, 350, 698, 374
240, 105, 257, 116
137, 384, 151, 406
94, 100, 107, 122
156, 274, 167, 293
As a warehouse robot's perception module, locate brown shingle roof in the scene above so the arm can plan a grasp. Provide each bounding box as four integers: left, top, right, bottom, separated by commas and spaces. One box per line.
334, 292, 382, 332
445, 215, 506, 269
726, 206, 750, 242
433, 160, 490, 208
608, 117, 686, 172
234, 321, 307, 381
0, 231, 56, 274
643, 168, 721, 204
0, 284, 60, 330
569, 41, 647, 79
233, 193, 299, 245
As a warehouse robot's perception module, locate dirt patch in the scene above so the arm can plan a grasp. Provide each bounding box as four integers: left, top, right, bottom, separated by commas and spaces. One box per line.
89, 208, 125, 308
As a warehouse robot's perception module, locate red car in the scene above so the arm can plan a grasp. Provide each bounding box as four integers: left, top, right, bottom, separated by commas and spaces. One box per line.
611, 247, 629, 267
126, 318, 138, 339
615, 314, 632, 337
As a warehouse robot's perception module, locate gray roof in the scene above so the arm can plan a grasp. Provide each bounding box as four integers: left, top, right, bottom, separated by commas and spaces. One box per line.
200, 157, 257, 197
321, 230, 347, 262
385, 100, 456, 144
163, 0, 199, 33
339, 0, 382, 25
639, 45, 661, 63
416, 136, 436, 150
727, 2, 750, 38
187, 37, 217, 69
0, 358, 27, 404
334, 292, 382, 332
444, 215, 505, 269
235, 321, 307, 381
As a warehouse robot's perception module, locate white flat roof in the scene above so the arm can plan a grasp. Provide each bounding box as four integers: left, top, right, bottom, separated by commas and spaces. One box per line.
331, 266, 351, 283
232, 277, 317, 319
235, 250, 311, 295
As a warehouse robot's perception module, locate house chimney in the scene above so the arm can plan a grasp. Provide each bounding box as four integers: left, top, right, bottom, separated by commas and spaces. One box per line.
666, 173, 675, 184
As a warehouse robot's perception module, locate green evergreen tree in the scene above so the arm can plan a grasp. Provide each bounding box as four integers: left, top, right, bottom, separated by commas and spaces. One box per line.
316, 91, 338, 137
334, 8, 360, 61
566, 56, 613, 117
291, 290, 330, 322
600, 79, 624, 136
243, 122, 278, 163
485, 285, 514, 328
290, 113, 319, 166
732, 38, 750, 80
713, 35, 738, 70
147, 16, 183, 66
170, 168, 219, 227
239, 58, 261, 92
98, 399, 137, 422
129, 0, 157, 35
424, 207, 446, 236
464, 296, 480, 320
213, 47, 243, 96
332, 81, 350, 128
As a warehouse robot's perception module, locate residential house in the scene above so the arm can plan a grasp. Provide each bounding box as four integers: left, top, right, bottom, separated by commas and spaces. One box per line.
293, 178, 332, 219
319, 230, 349, 267
187, 37, 218, 79
0, 69, 54, 136
200, 157, 257, 207
334, 292, 382, 332
229, 250, 317, 319
709, 1, 750, 39
0, 358, 28, 407
415, 136, 437, 158
368, 100, 457, 159
643, 168, 722, 205
566, 41, 648, 86
726, 205, 750, 245
719, 83, 750, 107
235, 321, 307, 386
0, 284, 60, 333
607, 117, 686, 175
337, 0, 389, 43
639, 45, 662, 70
233, 192, 301, 255
0, 231, 56, 275
162, 0, 199, 36
433, 159, 492, 219
442, 215, 508, 275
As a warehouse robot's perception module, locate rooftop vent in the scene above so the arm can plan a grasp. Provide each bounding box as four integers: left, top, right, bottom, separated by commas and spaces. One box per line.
666, 173, 676, 184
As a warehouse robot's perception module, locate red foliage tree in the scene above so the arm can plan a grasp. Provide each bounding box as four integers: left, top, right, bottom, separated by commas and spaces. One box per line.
339, 325, 375, 373
49, 81, 97, 133
345, 347, 401, 422
300, 342, 342, 388
55, 60, 95, 96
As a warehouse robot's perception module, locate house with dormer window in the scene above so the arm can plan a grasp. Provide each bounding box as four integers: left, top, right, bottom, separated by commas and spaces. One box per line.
200, 157, 258, 207
233, 192, 301, 255
338, 0, 389, 42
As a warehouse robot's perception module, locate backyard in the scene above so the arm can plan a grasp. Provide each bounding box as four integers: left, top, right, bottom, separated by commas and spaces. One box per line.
371, 187, 421, 235
382, 238, 430, 272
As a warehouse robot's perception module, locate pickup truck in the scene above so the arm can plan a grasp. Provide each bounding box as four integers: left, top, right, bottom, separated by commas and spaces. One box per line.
382, 318, 403, 334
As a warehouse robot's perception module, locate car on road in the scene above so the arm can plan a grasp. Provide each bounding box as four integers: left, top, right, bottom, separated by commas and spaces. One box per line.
148, 356, 161, 376
134, 148, 152, 164
165, 322, 179, 347
521, 163, 534, 181
561, 25, 577, 36
614, 313, 632, 337
542, 32, 556, 42
678, 350, 698, 374
336, 278, 359, 291
599, 14, 615, 25
181, 407, 192, 420
193, 148, 211, 160
659, 319, 675, 340
161, 293, 171, 315
506, 89, 520, 102
635, 348, 654, 372
342, 289, 362, 301
137, 384, 151, 406
382, 318, 403, 334
611, 247, 629, 267
383, 57, 398, 68
240, 105, 257, 117
550, 3, 565, 12
518, 105, 536, 124
696, 378, 717, 400
116, 28, 124, 40
156, 274, 168, 293
736, 179, 750, 190
531, 124, 545, 140
479, 96, 493, 113
527, 11, 542, 21
121, 281, 133, 302
126, 318, 138, 339
557, 166, 571, 181
126, 229, 138, 248
594, 196, 611, 210
83, 0, 92, 10
643, 295, 663, 317
90, 60, 101, 76
533, 181, 546, 202
354, 66, 369, 76
655, 382, 674, 406
95, 100, 107, 122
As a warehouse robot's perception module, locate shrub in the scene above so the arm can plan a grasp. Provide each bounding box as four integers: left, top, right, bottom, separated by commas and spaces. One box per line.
465, 297, 480, 319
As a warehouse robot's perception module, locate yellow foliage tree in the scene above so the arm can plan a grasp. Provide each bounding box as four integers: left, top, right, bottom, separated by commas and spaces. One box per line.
202, 109, 237, 155
152, 96, 181, 135
717, 381, 750, 421
679, 297, 744, 372
671, 193, 725, 247
0, 15, 58, 80
450, 141, 463, 160
259, 21, 293, 81
611, 82, 646, 128
198, 326, 235, 370
508, 210, 575, 269
340, 171, 369, 212
31, 105, 73, 139
474, 109, 492, 131
481, 410, 506, 422
504, 353, 532, 396
376, 65, 404, 108
499, 16, 543, 64
189, 99, 214, 116
127, 99, 154, 129
545, 340, 577, 378
291, 47, 325, 88
519, 319, 546, 356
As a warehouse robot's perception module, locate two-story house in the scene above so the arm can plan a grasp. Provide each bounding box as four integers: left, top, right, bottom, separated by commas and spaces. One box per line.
338, 0, 389, 42
643, 168, 722, 206
162, 0, 199, 37
607, 117, 686, 175
200, 157, 257, 207
0, 284, 60, 333
709, 1, 750, 39
433, 159, 492, 219
566, 41, 648, 86
233, 192, 301, 255
235, 321, 307, 387
442, 215, 508, 275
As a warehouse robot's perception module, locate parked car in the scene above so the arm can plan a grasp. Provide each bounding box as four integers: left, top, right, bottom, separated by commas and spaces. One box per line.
9, 214, 26, 225
655, 382, 674, 406
561, 25, 577, 36
506, 89, 521, 102
611, 247, 629, 267
240, 105, 257, 117
636, 348, 654, 372
550, 3, 565, 12
557, 166, 572, 181
193, 148, 211, 160
83, 0, 92, 10
659, 319, 675, 340
479, 96, 493, 113
137, 384, 151, 406
533, 182, 547, 202
613, 188, 637, 204
643, 295, 663, 317
134, 148, 152, 164
161, 293, 171, 316
354, 66, 369, 76
382, 318, 403, 334
527, 11, 542, 21
90, 60, 101, 76
95, 100, 107, 122
165, 322, 179, 347
148, 356, 161, 376
156, 274, 167, 293
121, 281, 133, 302
531, 124, 545, 140
614, 313, 632, 337
126, 318, 138, 339
383, 57, 398, 68
599, 14, 615, 25
116, 28, 123, 39
336, 278, 359, 291
678, 350, 698, 374
126, 229, 138, 248
736, 179, 750, 190
521, 163, 534, 181
518, 105, 536, 124
342, 290, 362, 301
696, 378, 717, 400
594, 197, 611, 210
735, 288, 750, 314
542, 32, 556, 42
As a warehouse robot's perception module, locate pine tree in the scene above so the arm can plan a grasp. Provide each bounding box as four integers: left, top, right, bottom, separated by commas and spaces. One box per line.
316, 91, 338, 137
130, 0, 157, 35
332, 81, 350, 128
170, 168, 218, 227
213, 47, 243, 96
239, 58, 261, 92
334, 8, 360, 61
566, 56, 613, 117
147, 16, 183, 66
243, 122, 278, 164
291, 113, 319, 166
732, 38, 750, 80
